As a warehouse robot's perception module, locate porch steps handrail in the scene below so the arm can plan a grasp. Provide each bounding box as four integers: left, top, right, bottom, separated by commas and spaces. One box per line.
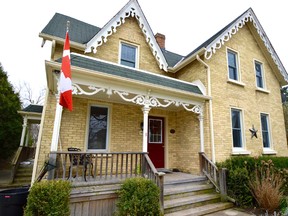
199, 152, 228, 201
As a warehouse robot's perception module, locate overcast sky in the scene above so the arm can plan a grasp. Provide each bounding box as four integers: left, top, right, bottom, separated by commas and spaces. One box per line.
0, 0, 287, 99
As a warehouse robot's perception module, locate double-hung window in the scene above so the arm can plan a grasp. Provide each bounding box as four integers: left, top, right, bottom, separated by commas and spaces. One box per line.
120, 43, 137, 68
261, 113, 271, 148
231, 109, 243, 148
87, 105, 109, 151
255, 61, 264, 88
227, 50, 239, 81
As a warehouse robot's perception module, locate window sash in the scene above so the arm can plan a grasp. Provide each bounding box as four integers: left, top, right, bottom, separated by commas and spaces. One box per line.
231, 109, 243, 148
121, 44, 136, 68
255, 61, 263, 88
261, 114, 270, 148
88, 106, 108, 150
228, 51, 238, 80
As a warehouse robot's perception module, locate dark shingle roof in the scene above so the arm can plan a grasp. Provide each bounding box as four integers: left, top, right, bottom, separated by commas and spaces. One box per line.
56, 54, 203, 95
41, 13, 101, 44
161, 49, 184, 67
22, 104, 43, 113
41, 13, 182, 67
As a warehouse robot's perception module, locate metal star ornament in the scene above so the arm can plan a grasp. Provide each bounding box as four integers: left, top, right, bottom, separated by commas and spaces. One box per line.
249, 125, 258, 138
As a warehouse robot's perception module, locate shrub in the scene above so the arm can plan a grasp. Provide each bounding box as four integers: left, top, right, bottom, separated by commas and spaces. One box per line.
217, 156, 288, 208
249, 160, 284, 213
116, 177, 161, 216
24, 180, 71, 216
227, 167, 253, 207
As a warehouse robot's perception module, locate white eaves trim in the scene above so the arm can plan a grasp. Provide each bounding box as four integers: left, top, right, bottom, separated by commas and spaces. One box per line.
85, 0, 168, 71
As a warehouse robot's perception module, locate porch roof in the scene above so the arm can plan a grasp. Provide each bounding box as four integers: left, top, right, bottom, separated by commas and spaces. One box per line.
56, 53, 203, 95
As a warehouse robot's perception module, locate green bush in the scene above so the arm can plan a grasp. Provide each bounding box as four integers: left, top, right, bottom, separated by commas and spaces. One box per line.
116, 177, 161, 216
24, 180, 71, 216
227, 167, 253, 207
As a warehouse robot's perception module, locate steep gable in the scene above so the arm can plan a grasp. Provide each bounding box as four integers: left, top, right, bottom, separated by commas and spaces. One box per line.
175, 8, 288, 85
85, 0, 168, 71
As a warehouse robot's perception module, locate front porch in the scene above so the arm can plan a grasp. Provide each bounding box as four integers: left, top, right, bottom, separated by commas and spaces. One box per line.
38, 151, 228, 215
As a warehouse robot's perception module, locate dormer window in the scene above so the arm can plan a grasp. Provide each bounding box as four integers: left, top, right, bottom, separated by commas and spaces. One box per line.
120, 43, 137, 68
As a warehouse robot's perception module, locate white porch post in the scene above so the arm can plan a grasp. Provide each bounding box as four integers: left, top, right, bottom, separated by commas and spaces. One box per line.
50, 102, 63, 152
20, 116, 28, 147
25, 124, 30, 147
142, 105, 151, 152
198, 112, 204, 153
48, 98, 63, 179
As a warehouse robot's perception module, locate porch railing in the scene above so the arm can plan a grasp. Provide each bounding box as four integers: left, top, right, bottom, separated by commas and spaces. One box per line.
199, 152, 227, 201
48, 151, 165, 213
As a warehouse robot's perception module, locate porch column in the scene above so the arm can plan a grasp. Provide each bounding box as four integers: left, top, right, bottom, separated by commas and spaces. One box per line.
24, 124, 30, 147
48, 98, 63, 179
142, 105, 151, 152
198, 112, 204, 153
19, 116, 28, 147
51, 103, 63, 152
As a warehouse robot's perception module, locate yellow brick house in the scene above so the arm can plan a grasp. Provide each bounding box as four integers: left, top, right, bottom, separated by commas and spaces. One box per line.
33, 0, 288, 185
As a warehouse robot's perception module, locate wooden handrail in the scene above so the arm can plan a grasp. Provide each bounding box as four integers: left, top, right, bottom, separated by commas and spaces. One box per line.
199, 152, 220, 191
199, 152, 228, 201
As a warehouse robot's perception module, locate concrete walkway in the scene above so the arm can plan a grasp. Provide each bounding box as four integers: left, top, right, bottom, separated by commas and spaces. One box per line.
205, 208, 254, 215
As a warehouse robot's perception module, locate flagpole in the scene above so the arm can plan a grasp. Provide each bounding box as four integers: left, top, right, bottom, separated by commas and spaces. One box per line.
48, 20, 71, 180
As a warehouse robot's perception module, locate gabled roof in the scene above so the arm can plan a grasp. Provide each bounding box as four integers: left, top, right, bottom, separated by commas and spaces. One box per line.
55, 53, 203, 95
22, 104, 43, 114
85, 0, 168, 71
176, 8, 288, 83
41, 13, 100, 44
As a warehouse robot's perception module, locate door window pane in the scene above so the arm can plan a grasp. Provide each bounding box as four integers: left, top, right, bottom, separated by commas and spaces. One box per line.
149, 119, 162, 143
88, 106, 108, 150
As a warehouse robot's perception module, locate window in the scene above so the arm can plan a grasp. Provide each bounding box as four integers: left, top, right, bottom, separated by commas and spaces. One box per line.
231, 109, 243, 148
87, 106, 109, 150
120, 43, 137, 68
255, 61, 264, 88
261, 113, 270, 148
227, 50, 239, 81
149, 118, 163, 143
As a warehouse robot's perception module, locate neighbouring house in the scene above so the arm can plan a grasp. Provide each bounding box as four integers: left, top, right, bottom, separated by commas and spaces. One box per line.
32, 0, 288, 213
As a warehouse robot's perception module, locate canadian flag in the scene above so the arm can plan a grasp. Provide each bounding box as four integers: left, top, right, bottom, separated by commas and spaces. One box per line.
59, 31, 73, 111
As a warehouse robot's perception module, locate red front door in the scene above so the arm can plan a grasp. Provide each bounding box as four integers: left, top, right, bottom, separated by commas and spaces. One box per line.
148, 116, 165, 168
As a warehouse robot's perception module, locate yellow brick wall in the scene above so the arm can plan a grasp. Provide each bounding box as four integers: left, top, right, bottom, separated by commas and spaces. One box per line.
205, 24, 288, 162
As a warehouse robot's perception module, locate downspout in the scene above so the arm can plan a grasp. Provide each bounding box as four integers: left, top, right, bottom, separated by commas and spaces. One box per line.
196, 55, 216, 163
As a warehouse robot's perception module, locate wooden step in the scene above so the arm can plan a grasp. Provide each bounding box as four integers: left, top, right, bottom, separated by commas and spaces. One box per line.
163, 173, 233, 215
165, 202, 235, 216
164, 183, 215, 200
164, 193, 221, 214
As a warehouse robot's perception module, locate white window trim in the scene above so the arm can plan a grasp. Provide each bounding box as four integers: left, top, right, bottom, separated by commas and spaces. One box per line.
119, 40, 139, 68
230, 107, 250, 155
226, 47, 242, 83
254, 59, 267, 90
85, 103, 111, 152
260, 112, 275, 154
